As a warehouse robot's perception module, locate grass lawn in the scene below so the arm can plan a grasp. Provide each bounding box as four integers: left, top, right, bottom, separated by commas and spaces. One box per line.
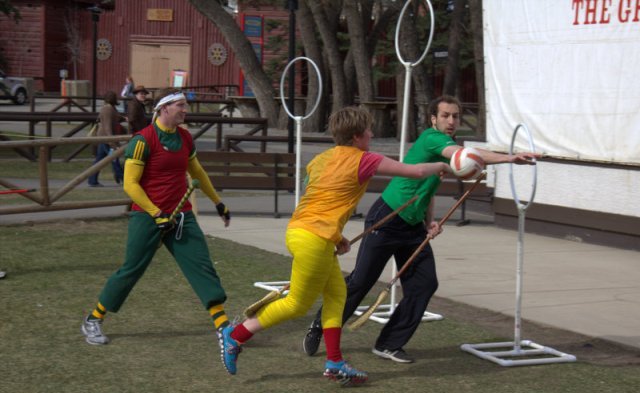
1, 218, 639, 393
0, 159, 95, 180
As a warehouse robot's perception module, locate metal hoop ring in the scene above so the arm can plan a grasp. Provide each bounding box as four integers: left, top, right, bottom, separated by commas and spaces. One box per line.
394, 0, 434, 67
509, 123, 538, 211
279, 56, 323, 120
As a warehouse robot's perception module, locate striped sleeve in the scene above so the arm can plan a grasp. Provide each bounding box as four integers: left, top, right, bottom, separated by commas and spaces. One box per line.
124, 135, 149, 164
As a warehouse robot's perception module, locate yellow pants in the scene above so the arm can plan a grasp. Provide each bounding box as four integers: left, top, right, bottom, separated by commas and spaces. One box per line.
256, 228, 346, 330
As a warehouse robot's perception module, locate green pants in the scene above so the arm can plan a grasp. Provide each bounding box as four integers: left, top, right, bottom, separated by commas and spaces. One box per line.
99, 211, 226, 312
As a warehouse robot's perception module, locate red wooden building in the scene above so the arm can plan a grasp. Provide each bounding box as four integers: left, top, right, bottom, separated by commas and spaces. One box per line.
0, 0, 293, 96
0, 0, 476, 102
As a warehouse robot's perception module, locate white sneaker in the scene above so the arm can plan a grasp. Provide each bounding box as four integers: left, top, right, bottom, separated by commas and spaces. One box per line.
372, 347, 414, 363
81, 316, 110, 345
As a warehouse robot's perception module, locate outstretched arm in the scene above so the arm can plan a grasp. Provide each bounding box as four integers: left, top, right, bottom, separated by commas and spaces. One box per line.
442, 145, 538, 165
375, 156, 451, 179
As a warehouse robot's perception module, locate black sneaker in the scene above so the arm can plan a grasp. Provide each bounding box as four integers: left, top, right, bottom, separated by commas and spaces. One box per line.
302, 319, 322, 356
372, 347, 414, 363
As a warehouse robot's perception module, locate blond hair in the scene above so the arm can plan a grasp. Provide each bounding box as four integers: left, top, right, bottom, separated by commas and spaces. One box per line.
328, 106, 372, 146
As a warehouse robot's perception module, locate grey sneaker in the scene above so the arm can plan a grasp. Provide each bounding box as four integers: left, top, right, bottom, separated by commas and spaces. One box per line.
372, 347, 414, 363
81, 316, 110, 345
302, 318, 322, 356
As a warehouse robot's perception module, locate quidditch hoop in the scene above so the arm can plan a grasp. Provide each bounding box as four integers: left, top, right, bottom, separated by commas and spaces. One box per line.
509, 123, 538, 211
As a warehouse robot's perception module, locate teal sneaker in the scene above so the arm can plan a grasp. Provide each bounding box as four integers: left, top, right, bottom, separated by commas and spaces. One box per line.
323, 360, 368, 386
218, 325, 242, 375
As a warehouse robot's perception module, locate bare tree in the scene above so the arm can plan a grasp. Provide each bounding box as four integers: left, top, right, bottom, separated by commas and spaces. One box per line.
442, 0, 464, 96
305, 0, 349, 112
189, 0, 279, 126
395, 0, 435, 140
468, 0, 485, 138
297, 0, 328, 133
64, 8, 82, 80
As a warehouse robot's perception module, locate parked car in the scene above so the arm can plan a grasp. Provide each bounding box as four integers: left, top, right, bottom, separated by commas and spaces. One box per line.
0, 69, 28, 105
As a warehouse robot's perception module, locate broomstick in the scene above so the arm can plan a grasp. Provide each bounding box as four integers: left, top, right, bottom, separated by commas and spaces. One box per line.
349, 173, 486, 330
157, 179, 200, 249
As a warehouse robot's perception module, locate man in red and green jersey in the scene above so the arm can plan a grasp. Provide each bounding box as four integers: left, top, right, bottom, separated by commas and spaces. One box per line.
81, 89, 233, 361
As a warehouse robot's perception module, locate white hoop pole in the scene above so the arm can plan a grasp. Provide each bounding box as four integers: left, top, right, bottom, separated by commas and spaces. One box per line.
462, 124, 575, 365
255, 57, 324, 295
395, 0, 434, 160
279, 56, 323, 206
509, 123, 537, 351
389, 0, 435, 312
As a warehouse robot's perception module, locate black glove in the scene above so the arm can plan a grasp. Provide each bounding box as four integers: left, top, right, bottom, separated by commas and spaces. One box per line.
216, 202, 231, 221
154, 212, 174, 231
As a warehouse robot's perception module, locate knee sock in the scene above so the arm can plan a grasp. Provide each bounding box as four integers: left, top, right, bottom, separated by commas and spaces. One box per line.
208, 304, 229, 330
323, 327, 343, 362
230, 323, 253, 344
88, 302, 106, 321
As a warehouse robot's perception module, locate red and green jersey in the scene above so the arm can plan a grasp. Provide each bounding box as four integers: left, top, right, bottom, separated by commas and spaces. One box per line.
124, 124, 195, 213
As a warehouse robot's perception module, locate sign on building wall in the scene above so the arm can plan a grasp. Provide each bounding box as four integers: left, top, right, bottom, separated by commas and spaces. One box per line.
240, 15, 264, 97
147, 9, 174, 22
484, 1, 640, 164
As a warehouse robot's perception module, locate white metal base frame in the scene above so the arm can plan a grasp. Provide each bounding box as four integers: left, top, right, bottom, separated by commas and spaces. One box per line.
460, 124, 576, 368
354, 303, 443, 324
460, 340, 577, 367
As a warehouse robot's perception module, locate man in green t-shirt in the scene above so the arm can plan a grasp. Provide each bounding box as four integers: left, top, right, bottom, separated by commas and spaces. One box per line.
302, 95, 538, 363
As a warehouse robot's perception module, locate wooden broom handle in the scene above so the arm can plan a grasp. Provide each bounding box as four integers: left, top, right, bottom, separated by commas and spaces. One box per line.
388, 173, 487, 288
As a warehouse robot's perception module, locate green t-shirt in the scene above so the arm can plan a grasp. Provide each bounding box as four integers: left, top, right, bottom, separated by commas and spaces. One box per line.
381, 128, 457, 225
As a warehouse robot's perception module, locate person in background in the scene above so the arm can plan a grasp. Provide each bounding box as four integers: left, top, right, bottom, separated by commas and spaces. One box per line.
127, 85, 150, 133
88, 91, 125, 187
120, 75, 134, 113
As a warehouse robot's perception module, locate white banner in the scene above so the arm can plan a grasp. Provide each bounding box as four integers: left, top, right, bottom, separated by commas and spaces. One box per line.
484, 1, 640, 164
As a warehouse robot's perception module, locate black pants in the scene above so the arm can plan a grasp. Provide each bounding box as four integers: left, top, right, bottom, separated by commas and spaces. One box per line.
316, 197, 438, 350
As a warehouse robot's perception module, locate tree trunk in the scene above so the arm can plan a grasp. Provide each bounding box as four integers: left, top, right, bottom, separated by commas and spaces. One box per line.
344, 1, 374, 101
306, 0, 348, 113
443, 0, 465, 96
468, 0, 486, 139
403, 2, 431, 135
345, 1, 393, 137
297, 0, 328, 133
395, 3, 428, 141
189, 0, 279, 126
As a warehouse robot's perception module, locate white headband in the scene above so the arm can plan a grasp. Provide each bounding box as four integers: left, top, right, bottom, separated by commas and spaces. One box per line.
153, 92, 186, 112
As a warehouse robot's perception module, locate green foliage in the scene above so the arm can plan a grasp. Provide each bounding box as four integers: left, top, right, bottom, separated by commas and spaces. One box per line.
0, 0, 20, 70
265, 18, 283, 32
262, 17, 289, 81
0, 0, 21, 22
